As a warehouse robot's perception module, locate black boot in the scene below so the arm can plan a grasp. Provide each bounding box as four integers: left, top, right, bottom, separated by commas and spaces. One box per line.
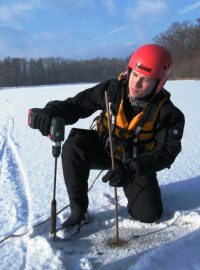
61, 195, 89, 228
61, 212, 90, 228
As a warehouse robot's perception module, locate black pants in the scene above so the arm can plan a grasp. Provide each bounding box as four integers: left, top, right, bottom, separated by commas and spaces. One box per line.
61, 128, 163, 223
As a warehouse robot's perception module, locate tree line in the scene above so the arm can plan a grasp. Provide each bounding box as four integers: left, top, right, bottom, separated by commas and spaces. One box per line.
0, 57, 127, 87
0, 18, 199, 87
154, 18, 200, 79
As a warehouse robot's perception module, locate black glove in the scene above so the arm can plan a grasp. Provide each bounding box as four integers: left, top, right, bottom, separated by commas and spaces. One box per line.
102, 161, 136, 187
30, 106, 59, 136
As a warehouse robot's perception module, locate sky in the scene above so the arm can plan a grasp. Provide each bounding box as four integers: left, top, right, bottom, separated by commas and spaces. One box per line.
0, 0, 199, 60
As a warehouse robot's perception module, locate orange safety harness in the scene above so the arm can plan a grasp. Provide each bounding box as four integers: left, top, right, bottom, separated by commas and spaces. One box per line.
96, 89, 170, 161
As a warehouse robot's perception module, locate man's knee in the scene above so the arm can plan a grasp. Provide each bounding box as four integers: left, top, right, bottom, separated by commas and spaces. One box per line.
62, 137, 74, 152
128, 203, 163, 223
62, 134, 84, 158
62, 128, 94, 156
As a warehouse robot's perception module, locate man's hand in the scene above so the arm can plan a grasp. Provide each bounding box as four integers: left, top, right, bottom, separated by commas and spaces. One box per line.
102, 162, 136, 187
29, 107, 58, 136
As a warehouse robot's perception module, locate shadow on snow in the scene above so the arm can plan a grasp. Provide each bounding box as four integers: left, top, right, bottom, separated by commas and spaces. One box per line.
161, 175, 200, 218
43, 175, 200, 269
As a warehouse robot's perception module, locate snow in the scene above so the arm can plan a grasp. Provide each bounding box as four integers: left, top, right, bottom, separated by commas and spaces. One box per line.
0, 80, 200, 270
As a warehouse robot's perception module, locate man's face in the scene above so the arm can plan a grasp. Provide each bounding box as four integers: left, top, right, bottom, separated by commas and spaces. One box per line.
128, 69, 157, 98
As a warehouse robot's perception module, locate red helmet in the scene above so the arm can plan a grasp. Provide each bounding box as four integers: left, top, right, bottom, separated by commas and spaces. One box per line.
128, 44, 172, 93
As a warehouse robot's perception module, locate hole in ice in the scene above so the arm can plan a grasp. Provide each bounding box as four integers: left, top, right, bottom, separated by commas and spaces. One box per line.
106, 237, 128, 248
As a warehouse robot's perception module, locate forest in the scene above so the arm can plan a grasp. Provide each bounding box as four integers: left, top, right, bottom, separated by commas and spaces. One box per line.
0, 18, 199, 87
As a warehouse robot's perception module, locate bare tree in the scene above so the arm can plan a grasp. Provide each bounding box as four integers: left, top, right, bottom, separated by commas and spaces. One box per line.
154, 19, 200, 79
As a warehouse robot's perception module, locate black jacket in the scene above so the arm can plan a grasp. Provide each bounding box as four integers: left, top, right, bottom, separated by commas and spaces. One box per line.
45, 78, 185, 175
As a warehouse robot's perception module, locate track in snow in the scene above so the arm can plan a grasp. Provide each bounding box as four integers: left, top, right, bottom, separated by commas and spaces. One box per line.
0, 117, 32, 235
0, 117, 34, 269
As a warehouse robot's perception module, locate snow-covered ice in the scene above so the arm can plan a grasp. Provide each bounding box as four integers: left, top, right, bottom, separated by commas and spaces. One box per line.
0, 80, 200, 269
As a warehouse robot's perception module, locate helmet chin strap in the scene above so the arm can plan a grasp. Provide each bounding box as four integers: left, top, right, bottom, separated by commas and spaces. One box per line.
154, 79, 162, 94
